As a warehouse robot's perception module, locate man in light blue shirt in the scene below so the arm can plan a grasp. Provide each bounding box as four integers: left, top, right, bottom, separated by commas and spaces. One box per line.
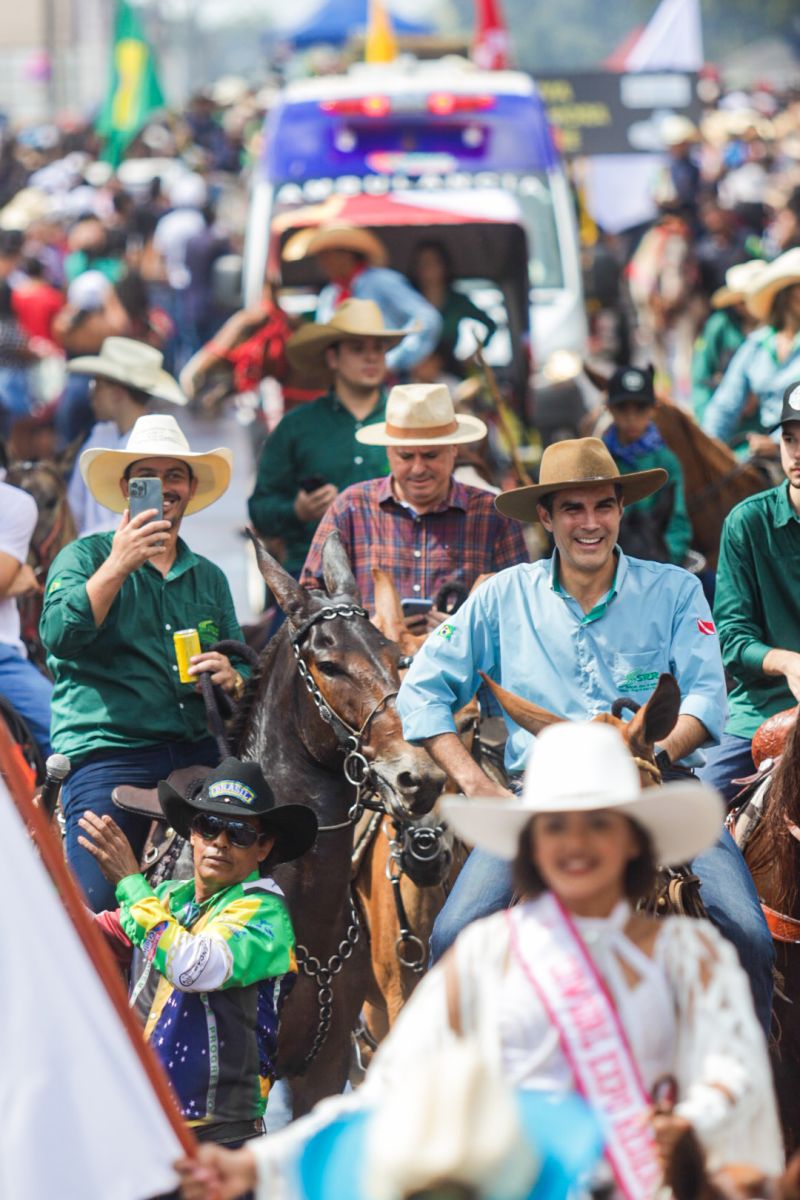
283, 223, 442, 375
398, 437, 773, 1032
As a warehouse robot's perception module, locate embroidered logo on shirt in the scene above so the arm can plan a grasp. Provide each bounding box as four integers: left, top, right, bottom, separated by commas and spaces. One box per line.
48, 578, 62, 594
697, 619, 716, 636
197, 619, 220, 645
616, 669, 660, 693
437, 623, 456, 641
208, 780, 256, 806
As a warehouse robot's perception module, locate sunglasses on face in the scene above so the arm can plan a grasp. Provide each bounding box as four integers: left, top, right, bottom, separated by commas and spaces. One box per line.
190, 812, 267, 849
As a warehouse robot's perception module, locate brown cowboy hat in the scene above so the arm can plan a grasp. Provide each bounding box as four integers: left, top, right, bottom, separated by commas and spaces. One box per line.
282, 222, 389, 267
287, 299, 405, 387
494, 437, 666, 523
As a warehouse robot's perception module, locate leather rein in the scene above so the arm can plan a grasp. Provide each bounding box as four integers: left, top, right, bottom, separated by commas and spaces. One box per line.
727, 763, 800, 944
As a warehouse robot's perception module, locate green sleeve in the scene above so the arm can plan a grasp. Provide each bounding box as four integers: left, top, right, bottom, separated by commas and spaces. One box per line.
39, 541, 103, 657
662, 451, 693, 565
691, 328, 717, 423
248, 416, 305, 539
713, 516, 772, 680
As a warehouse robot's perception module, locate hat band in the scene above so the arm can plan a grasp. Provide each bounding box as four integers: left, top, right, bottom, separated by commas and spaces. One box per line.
384, 419, 459, 440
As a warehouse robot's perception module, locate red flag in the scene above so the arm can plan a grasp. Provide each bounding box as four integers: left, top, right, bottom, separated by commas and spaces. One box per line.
472, 0, 509, 71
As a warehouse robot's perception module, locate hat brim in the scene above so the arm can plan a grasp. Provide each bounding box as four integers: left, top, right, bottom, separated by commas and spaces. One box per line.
298, 1092, 602, 1200
283, 226, 389, 267
79, 444, 233, 515
710, 285, 747, 309
66, 357, 188, 407
746, 266, 800, 323
494, 468, 667, 522
157, 780, 318, 866
356, 413, 488, 447
287, 322, 405, 387
442, 780, 723, 867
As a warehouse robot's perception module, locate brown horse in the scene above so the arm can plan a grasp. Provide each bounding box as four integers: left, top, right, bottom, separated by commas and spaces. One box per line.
234, 533, 444, 1114
730, 711, 800, 1153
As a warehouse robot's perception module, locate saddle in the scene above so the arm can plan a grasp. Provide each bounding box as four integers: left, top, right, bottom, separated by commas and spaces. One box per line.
112, 765, 212, 883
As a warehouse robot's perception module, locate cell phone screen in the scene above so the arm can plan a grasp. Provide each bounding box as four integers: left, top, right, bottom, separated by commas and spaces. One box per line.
128, 477, 164, 523
401, 598, 433, 618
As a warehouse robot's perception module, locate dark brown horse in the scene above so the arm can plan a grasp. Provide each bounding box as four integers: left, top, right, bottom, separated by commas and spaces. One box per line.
730, 711, 800, 1153
234, 533, 444, 1114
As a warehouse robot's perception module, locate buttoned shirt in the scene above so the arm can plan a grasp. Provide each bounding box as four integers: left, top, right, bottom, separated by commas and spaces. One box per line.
714, 481, 800, 738
300, 475, 529, 612
40, 534, 248, 763
248, 390, 389, 574
702, 326, 800, 444
397, 552, 727, 774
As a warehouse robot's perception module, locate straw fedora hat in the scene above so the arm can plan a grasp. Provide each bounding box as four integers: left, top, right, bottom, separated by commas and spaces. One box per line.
287, 299, 406, 387
298, 1041, 602, 1200
660, 114, 699, 148
283, 222, 389, 267
67, 337, 188, 407
711, 259, 769, 309
745, 247, 800, 323
495, 437, 665, 523
79, 413, 233, 516
443, 721, 723, 867
356, 382, 488, 447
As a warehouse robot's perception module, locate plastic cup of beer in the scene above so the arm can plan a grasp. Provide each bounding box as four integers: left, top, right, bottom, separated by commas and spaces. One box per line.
174, 629, 201, 683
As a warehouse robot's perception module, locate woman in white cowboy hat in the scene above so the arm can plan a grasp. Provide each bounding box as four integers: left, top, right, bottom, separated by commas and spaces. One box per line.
173, 722, 782, 1200
703, 247, 800, 451
66, 336, 188, 536
282, 221, 443, 373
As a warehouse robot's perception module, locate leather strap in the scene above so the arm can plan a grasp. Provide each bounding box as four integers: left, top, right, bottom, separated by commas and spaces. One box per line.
762, 902, 800, 944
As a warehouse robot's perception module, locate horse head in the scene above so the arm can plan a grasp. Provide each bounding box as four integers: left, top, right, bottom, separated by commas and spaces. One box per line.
6, 460, 76, 566
251, 531, 444, 818
478, 671, 681, 787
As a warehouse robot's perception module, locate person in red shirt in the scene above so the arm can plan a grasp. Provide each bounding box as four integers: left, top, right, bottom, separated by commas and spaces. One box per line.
11, 257, 64, 346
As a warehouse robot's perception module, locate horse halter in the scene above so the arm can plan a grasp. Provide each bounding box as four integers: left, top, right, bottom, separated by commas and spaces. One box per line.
289, 603, 399, 824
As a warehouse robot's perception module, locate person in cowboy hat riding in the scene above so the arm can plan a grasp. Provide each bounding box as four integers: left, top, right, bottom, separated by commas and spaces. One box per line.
282, 222, 442, 374
396, 438, 774, 1036
82, 756, 317, 1148
300, 382, 528, 621
248, 299, 403, 589
40, 413, 250, 912
65, 336, 188, 536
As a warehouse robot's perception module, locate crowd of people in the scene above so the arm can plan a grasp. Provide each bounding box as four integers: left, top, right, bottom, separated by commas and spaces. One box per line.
3, 68, 800, 1200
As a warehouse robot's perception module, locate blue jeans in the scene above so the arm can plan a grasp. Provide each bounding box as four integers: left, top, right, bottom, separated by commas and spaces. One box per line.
0, 644, 53, 759
698, 733, 755, 804
62, 737, 218, 912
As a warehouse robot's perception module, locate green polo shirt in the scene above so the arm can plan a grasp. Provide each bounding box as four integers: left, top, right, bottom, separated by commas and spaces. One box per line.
714, 481, 800, 738
614, 444, 692, 565
40, 534, 248, 763
248, 390, 389, 573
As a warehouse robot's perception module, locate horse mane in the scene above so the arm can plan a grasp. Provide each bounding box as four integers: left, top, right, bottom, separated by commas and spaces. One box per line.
230, 630, 284, 752
757, 716, 800, 912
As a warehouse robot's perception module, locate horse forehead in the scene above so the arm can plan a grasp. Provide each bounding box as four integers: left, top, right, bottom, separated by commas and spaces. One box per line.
592, 712, 627, 735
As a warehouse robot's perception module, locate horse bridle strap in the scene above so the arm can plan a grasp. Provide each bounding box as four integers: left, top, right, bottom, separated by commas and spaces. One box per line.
761, 901, 800, 944
289, 603, 368, 649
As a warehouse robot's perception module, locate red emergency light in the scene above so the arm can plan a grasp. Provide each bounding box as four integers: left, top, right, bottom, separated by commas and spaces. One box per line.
320, 94, 496, 118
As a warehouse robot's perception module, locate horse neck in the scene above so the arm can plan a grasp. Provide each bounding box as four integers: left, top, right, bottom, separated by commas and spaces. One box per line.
758, 749, 800, 913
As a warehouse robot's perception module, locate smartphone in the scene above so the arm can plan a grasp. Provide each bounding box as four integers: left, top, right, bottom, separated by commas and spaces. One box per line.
401, 598, 433, 618
299, 474, 328, 494
128, 477, 163, 523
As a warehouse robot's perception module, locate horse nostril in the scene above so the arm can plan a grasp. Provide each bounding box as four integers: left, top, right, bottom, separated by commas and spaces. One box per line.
396, 770, 420, 794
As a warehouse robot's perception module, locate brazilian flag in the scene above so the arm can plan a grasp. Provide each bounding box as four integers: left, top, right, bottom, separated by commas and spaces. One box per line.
96, 0, 165, 167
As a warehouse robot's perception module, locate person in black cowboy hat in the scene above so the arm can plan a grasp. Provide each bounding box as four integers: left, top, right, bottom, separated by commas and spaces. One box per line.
81, 757, 317, 1148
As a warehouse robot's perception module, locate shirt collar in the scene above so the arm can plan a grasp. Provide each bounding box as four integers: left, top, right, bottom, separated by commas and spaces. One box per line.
170, 869, 260, 911
774, 480, 800, 528
379, 475, 470, 513
329, 387, 388, 419
550, 548, 625, 625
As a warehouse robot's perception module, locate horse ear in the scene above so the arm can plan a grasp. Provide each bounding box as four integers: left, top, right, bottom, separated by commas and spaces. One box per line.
627, 674, 681, 750
478, 672, 564, 734
583, 361, 612, 394
248, 531, 314, 625
371, 567, 407, 639
322, 531, 362, 602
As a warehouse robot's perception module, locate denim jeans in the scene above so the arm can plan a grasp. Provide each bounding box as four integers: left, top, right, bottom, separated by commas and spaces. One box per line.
0, 644, 53, 759
697, 733, 755, 804
62, 737, 218, 912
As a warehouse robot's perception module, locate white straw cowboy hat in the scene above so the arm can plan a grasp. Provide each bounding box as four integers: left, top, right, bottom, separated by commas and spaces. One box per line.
287, 298, 406, 386
745, 247, 800, 323
67, 337, 188, 407
443, 722, 723, 867
711, 259, 769, 309
356, 382, 488, 447
495, 436, 665, 523
79, 413, 233, 516
282, 222, 389, 267
660, 114, 699, 147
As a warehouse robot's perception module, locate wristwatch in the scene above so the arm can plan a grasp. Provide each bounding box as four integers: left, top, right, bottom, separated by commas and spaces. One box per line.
654, 748, 671, 773
231, 671, 246, 702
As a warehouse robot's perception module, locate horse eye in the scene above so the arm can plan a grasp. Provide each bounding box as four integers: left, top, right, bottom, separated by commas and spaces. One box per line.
45, 497, 58, 510
317, 661, 343, 678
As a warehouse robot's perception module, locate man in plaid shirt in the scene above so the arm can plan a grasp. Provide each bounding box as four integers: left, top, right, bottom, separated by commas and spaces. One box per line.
300, 383, 528, 621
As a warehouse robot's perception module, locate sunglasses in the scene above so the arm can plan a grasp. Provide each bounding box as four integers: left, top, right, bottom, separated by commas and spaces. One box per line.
190, 812, 267, 849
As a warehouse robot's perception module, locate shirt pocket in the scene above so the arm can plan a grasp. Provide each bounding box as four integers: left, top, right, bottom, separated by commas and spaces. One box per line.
612, 651, 665, 700
181, 601, 227, 651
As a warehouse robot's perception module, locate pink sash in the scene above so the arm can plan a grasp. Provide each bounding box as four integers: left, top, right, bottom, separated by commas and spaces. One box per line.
506, 895, 662, 1200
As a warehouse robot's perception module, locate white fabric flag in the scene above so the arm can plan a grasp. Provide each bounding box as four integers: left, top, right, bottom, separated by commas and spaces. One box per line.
0, 778, 182, 1200
626, 0, 704, 71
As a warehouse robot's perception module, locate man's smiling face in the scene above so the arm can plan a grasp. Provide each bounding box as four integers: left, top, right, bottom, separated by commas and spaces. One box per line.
537, 484, 622, 577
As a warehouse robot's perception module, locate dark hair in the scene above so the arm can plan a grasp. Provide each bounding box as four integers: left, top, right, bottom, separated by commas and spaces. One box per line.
512, 813, 657, 903
22, 255, 45, 279
409, 239, 455, 289
771, 283, 800, 331
537, 481, 623, 517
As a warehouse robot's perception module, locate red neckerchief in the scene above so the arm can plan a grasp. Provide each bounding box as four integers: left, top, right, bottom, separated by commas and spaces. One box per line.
332, 264, 367, 306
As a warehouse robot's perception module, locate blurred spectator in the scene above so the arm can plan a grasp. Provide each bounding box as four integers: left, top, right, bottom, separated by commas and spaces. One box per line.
694, 196, 750, 298
184, 202, 232, 348
11, 256, 64, 344
409, 240, 497, 378
64, 216, 125, 286
692, 260, 765, 437
0, 281, 38, 438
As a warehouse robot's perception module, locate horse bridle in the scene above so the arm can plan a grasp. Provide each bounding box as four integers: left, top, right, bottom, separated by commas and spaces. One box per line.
289, 603, 401, 827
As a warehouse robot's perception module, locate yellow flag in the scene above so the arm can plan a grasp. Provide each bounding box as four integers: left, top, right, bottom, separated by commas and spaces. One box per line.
365, 0, 398, 63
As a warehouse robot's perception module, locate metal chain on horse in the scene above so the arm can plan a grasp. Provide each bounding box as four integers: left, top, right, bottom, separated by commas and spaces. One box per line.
383, 817, 453, 974
294, 895, 361, 1071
